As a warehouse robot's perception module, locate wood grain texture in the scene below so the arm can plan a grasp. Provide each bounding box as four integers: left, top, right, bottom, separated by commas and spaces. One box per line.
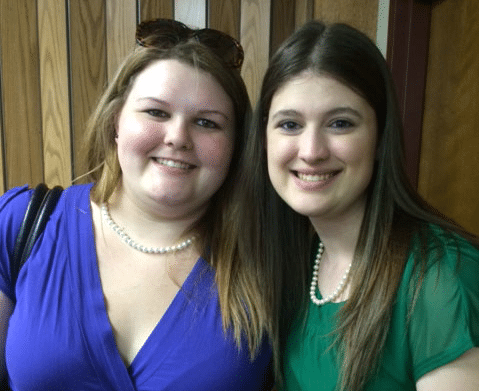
419, 0, 479, 235
240, 0, 271, 106
69, 0, 107, 179
139, 0, 174, 21
208, 0, 241, 39
37, 0, 72, 187
296, 0, 314, 28
106, 0, 137, 81
314, 0, 379, 41
0, 0, 44, 188
387, 0, 431, 188
0, 0, 392, 193
270, 0, 295, 54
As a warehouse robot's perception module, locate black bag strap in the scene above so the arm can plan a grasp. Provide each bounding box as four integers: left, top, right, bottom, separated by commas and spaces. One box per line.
11, 183, 63, 287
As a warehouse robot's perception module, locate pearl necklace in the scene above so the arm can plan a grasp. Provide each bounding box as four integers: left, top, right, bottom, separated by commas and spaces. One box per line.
101, 203, 196, 254
310, 241, 352, 305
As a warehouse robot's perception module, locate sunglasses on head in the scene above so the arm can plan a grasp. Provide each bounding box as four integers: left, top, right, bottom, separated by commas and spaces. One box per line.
136, 18, 244, 70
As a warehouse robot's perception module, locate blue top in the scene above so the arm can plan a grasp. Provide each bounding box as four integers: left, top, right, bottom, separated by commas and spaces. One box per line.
0, 184, 272, 390
282, 226, 479, 390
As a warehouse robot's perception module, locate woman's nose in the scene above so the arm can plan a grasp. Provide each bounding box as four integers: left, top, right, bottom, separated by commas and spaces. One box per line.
297, 129, 330, 162
163, 118, 193, 150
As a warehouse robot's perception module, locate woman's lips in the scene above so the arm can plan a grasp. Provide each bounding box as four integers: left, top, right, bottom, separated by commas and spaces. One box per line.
153, 157, 195, 170
295, 171, 336, 182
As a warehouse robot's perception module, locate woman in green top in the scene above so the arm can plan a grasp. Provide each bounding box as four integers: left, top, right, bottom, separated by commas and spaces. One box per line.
238, 20, 479, 390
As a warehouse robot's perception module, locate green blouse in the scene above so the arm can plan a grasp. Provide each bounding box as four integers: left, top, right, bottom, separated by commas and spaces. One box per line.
282, 226, 479, 390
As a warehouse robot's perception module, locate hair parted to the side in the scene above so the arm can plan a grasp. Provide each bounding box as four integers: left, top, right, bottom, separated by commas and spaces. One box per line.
81, 39, 269, 357
239, 20, 478, 389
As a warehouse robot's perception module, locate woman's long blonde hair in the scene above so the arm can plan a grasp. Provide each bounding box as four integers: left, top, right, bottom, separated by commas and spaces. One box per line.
81, 40, 269, 357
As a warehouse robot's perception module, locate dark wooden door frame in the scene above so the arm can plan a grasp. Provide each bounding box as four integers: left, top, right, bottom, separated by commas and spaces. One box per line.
386, 0, 434, 188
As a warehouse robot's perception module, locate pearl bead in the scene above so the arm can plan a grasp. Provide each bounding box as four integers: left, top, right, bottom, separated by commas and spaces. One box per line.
310, 241, 352, 306
101, 203, 196, 255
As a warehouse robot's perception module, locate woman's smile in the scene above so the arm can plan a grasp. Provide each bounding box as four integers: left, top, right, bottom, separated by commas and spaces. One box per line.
266, 72, 378, 223
153, 157, 195, 170
115, 59, 235, 219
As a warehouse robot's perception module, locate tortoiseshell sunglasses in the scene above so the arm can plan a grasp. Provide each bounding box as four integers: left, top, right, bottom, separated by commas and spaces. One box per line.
136, 18, 244, 70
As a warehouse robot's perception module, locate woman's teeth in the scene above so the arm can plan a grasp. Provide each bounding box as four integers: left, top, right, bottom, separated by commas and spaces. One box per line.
155, 158, 192, 169
297, 172, 334, 182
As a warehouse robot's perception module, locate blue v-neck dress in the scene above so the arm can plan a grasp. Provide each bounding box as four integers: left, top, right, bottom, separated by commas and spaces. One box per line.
0, 184, 272, 390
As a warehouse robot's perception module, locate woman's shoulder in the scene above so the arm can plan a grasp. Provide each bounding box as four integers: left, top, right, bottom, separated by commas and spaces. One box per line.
0, 185, 35, 299
0, 185, 35, 238
60, 183, 94, 206
409, 223, 479, 269
1, 183, 93, 207
396, 223, 479, 327
398, 223, 479, 381
0, 184, 31, 211
62, 183, 94, 196
0, 183, 93, 230
400, 223, 479, 325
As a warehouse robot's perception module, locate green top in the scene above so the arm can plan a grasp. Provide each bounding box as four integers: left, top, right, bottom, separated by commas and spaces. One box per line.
282, 226, 479, 390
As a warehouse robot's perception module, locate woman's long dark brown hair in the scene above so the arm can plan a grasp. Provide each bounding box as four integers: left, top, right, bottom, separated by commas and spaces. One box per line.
238, 21, 478, 390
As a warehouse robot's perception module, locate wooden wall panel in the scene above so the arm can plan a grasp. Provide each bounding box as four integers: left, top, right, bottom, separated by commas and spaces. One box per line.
271, 0, 296, 55
387, 0, 431, 188
296, 0, 314, 28
240, 0, 271, 106
0, 0, 387, 192
0, 0, 44, 188
209, 0, 241, 39
106, 0, 137, 81
419, 0, 479, 235
314, 0, 379, 40
69, 0, 107, 179
37, 0, 72, 187
139, 0, 174, 22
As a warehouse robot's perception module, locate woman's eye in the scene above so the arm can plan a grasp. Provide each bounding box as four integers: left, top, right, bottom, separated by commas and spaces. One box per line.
196, 118, 219, 129
145, 109, 168, 118
329, 119, 353, 129
278, 121, 300, 131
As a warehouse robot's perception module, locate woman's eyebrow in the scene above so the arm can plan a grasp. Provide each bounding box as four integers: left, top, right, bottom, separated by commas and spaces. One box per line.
326, 107, 363, 119
197, 109, 231, 122
270, 109, 301, 121
270, 107, 363, 121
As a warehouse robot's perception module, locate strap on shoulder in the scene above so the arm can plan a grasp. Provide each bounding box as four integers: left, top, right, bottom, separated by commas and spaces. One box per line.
10, 184, 63, 287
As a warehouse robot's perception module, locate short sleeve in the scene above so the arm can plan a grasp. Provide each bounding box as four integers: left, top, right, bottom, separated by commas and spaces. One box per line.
0, 185, 32, 300
407, 230, 479, 381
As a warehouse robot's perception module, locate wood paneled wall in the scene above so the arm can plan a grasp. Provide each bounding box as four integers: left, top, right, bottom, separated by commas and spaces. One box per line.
0, 0, 378, 193
419, 0, 479, 235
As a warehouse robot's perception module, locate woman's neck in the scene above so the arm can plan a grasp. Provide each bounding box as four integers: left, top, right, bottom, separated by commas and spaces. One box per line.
309, 200, 366, 266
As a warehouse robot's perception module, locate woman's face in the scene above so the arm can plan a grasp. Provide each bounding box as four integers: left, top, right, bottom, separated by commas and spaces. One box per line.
266, 72, 378, 225
115, 59, 235, 219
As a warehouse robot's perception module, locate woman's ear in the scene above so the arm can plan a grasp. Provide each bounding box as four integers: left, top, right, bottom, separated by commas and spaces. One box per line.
114, 114, 120, 142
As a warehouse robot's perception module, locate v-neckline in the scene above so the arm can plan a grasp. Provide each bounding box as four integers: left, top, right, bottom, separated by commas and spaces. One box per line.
88, 199, 208, 370
122, 257, 205, 368
75, 191, 212, 385
91, 247, 206, 369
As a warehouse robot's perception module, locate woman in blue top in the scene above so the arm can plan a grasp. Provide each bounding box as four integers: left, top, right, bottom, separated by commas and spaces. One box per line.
238, 20, 479, 390
0, 19, 272, 390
